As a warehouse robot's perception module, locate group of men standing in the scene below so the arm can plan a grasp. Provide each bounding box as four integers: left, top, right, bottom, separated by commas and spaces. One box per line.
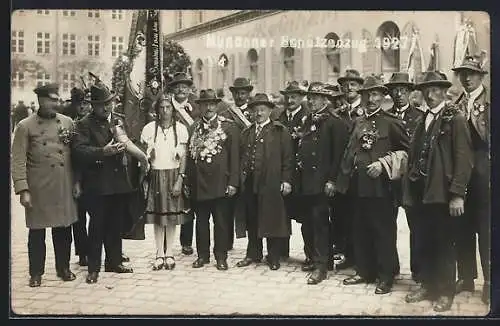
11, 53, 489, 313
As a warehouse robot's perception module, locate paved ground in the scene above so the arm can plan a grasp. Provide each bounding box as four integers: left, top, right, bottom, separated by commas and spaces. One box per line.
10, 188, 489, 317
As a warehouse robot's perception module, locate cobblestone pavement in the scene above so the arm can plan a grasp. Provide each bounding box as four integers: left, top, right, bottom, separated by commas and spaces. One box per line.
10, 188, 490, 317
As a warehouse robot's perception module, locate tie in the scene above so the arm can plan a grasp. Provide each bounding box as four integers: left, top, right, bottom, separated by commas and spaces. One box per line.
255, 124, 262, 139
424, 111, 436, 131
287, 112, 293, 122
396, 109, 404, 120
465, 94, 472, 120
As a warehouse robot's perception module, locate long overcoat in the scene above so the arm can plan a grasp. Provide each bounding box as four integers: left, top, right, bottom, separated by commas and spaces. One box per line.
11, 113, 78, 229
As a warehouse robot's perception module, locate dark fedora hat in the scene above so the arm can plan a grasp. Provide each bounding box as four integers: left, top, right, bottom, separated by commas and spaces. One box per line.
86, 82, 116, 104
324, 84, 345, 99
34, 83, 60, 100
195, 89, 222, 104
452, 54, 488, 74
280, 80, 307, 96
306, 82, 333, 97
248, 93, 275, 109
359, 74, 389, 94
229, 77, 254, 92
385, 72, 415, 89
415, 71, 452, 90
337, 69, 364, 85
167, 72, 193, 88
68, 87, 86, 103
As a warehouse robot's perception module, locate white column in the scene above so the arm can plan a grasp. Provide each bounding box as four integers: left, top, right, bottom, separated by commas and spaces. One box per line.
265, 46, 272, 93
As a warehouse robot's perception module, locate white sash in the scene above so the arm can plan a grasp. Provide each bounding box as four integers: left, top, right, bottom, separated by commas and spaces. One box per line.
174, 106, 195, 127
230, 105, 252, 128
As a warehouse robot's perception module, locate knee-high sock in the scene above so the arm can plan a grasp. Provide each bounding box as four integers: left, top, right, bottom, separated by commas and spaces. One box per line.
154, 224, 165, 258
165, 223, 177, 257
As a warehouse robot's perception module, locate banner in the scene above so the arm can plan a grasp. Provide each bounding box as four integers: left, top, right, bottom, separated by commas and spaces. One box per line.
145, 10, 163, 100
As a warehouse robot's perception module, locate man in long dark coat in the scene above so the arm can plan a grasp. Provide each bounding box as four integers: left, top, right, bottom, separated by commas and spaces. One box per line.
235, 93, 293, 271
187, 89, 239, 271
403, 71, 473, 312
168, 72, 200, 256
452, 55, 490, 305
11, 83, 78, 287
337, 75, 409, 295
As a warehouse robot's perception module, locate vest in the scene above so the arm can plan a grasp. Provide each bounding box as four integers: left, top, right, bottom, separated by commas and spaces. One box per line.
408, 119, 436, 181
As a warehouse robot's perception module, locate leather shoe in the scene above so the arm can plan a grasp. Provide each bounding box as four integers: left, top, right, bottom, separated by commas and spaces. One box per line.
455, 279, 474, 293
78, 256, 88, 267
182, 246, 194, 255
236, 257, 260, 267
192, 257, 209, 268
405, 287, 432, 303
481, 283, 490, 305
216, 260, 228, 271
57, 269, 76, 281
307, 269, 327, 285
301, 258, 315, 272
375, 281, 392, 294
121, 254, 130, 263
268, 261, 280, 271
343, 274, 373, 286
86, 272, 98, 284
105, 264, 133, 273
29, 275, 41, 287
433, 296, 453, 312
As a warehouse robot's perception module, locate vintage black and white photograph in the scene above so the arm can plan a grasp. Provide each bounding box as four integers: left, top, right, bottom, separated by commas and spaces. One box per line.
10, 9, 491, 316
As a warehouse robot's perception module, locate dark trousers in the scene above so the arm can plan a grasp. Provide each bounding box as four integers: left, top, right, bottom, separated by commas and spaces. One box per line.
393, 208, 401, 276
194, 198, 229, 261
244, 190, 282, 263
353, 197, 398, 283
226, 197, 236, 250
404, 206, 422, 279
300, 195, 331, 270
72, 197, 88, 257
85, 193, 126, 273
180, 211, 194, 247
415, 203, 457, 297
28, 226, 72, 277
330, 193, 355, 264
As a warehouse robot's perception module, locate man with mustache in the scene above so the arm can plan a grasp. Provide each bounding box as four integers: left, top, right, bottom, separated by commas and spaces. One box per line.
168, 72, 200, 257
452, 55, 490, 305
337, 75, 409, 295
403, 71, 473, 312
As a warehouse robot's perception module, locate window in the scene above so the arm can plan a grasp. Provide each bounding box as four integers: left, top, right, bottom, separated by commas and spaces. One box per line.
37, 10, 50, 15
62, 33, 76, 56
377, 21, 401, 73
195, 59, 204, 88
247, 49, 258, 85
36, 72, 51, 87
36, 32, 51, 54
111, 36, 124, 57
176, 11, 183, 30
11, 30, 24, 53
88, 35, 100, 56
62, 73, 76, 93
88, 10, 100, 18
282, 47, 295, 82
12, 71, 25, 89
62, 10, 76, 17
111, 10, 123, 20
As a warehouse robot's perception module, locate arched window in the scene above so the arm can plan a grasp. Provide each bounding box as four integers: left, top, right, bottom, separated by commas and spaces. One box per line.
247, 49, 258, 85
217, 53, 229, 88
377, 21, 400, 73
282, 46, 295, 82
324, 32, 341, 76
195, 59, 204, 89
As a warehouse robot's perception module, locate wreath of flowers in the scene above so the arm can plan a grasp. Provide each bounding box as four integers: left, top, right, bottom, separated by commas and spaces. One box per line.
58, 127, 75, 145
189, 119, 227, 163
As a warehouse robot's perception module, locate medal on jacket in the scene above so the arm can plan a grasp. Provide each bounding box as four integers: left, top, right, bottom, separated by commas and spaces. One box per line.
356, 108, 364, 116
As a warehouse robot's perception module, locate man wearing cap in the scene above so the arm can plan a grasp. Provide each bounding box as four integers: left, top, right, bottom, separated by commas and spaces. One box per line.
403, 71, 473, 311
167, 72, 200, 256
12, 83, 78, 287
187, 89, 239, 271
72, 81, 135, 284
338, 69, 366, 121
385, 72, 425, 283
337, 75, 409, 295
235, 93, 293, 271
452, 55, 490, 304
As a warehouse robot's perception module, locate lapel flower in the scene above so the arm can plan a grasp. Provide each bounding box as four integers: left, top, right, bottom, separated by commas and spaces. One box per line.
58, 127, 75, 145
359, 129, 379, 151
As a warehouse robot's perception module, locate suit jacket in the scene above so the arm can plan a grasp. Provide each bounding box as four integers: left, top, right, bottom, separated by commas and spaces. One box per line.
402, 102, 474, 206
187, 115, 240, 202
337, 109, 410, 198
276, 106, 309, 153
296, 109, 350, 195
71, 112, 133, 196
335, 102, 365, 131
387, 104, 425, 140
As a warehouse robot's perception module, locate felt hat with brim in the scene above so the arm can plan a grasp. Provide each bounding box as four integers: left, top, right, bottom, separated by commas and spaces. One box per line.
280, 81, 307, 96
66, 87, 86, 103
359, 75, 389, 94
452, 55, 488, 74
324, 84, 345, 99
385, 72, 415, 89
337, 69, 364, 85
229, 77, 254, 92
195, 89, 222, 104
167, 72, 194, 88
248, 93, 275, 109
415, 71, 452, 90
34, 83, 60, 100
307, 82, 333, 97
85, 82, 116, 104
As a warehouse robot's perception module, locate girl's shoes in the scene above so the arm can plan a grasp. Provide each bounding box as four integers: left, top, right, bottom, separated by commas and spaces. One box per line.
165, 256, 176, 270
152, 257, 164, 271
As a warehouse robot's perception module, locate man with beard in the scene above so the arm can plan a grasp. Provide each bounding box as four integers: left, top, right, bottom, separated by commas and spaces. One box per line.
235, 93, 293, 271
294, 83, 350, 284
337, 75, 409, 295
452, 55, 490, 305
188, 89, 239, 270
168, 72, 200, 256
385, 72, 425, 282
403, 71, 473, 312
